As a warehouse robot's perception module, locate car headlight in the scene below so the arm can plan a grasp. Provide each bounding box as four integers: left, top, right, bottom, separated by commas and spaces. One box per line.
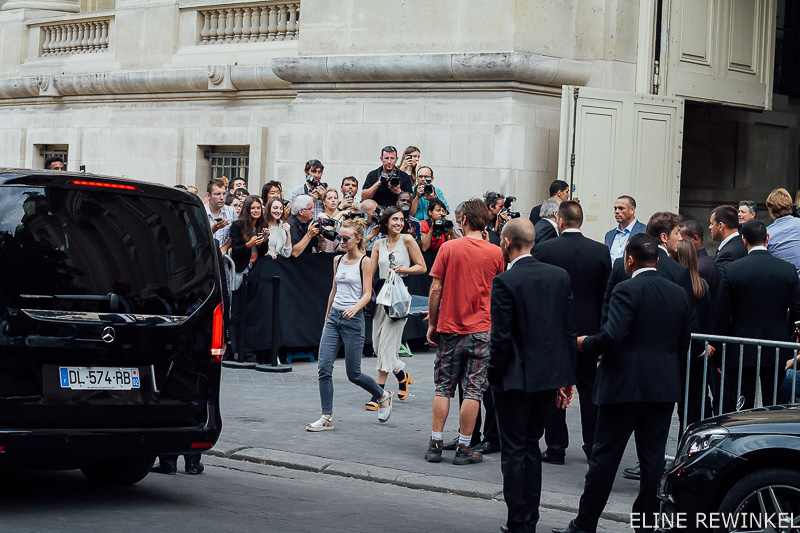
675, 427, 729, 465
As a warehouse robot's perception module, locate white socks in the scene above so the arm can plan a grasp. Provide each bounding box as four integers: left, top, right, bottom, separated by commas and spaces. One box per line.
431, 431, 443, 441
459, 433, 471, 446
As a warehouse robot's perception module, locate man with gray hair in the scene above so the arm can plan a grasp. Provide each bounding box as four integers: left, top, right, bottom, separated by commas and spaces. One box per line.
534, 199, 560, 245
287, 194, 321, 257
738, 200, 757, 226
454, 202, 465, 238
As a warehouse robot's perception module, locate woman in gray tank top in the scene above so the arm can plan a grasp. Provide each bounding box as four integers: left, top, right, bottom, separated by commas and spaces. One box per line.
365, 207, 427, 411
307, 219, 393, 431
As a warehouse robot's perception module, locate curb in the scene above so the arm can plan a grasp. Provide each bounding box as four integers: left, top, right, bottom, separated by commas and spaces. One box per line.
208, 441, 630, 524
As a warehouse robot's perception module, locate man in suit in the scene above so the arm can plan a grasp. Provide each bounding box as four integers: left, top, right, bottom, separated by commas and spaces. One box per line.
603, 212, 695, 328
714, 219, 800, 411
710, 205, 746, 270
490, 218, 577, 533
529, 179, 570, 224
602, 211, 695, 481
533, 201, 611, 465
604, 195, 646, 263
552, 234, 691, 533
680, 220, 721, 297
533, 199, 560, 245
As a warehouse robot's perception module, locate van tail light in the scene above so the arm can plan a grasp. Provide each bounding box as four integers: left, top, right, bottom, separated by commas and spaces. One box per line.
211, 303, 224, 362
191, 442, 214, 449
68, 180, 142, 191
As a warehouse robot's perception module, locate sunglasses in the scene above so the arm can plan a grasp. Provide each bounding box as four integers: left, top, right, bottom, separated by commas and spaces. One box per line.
340, 236, 351, 244
382, 146, 397, 154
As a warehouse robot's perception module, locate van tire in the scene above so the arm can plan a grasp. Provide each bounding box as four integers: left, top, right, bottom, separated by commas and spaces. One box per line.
81, 456, 156, 485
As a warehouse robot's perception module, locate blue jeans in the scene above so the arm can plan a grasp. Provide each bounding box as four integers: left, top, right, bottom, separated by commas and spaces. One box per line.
318, 308, 383, 415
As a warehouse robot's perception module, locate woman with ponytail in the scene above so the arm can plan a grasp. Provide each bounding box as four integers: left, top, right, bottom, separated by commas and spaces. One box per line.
307, 218, 393, 431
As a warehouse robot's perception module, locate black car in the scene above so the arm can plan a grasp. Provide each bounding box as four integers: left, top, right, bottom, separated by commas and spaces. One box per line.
0, 169, 224, 484
659, 405, 800, 532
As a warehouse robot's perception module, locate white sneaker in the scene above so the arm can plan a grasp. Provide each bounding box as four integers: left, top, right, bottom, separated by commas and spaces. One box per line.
377, 391, 392, 423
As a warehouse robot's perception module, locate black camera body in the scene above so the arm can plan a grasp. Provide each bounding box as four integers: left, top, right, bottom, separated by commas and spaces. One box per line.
380, 171, 401, 188
370, 205, 384, 225
432, 218, 454, 237
793, 204, 800, 218
424, 184, 434, 196
500, 196, 520, 219
343, 210, 367, 220
306, 177, 328, 190
315, 218, 338, 241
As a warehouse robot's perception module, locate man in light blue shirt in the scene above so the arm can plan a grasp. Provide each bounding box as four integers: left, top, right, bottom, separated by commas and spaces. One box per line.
604, 195, 646, 263
766, 188, 800, 278
411, 166, 448, 220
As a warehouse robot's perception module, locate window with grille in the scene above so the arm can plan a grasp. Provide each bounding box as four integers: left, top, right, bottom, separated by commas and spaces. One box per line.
205, 147, 249, 185
38, 145, 69, 170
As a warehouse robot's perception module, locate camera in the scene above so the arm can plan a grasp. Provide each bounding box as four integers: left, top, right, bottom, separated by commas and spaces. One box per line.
315, 219, 339, 241
432, 218, 454, 237
423, 178, 434, 196
371, 205, 384, 225
306, 176, 328, 190
793, 204, 800, 218
399, 204, 411, 215
281, 199, 289, 207
343, 210, 367, 220
500, 196, 520, 219
380, 171, 400, 188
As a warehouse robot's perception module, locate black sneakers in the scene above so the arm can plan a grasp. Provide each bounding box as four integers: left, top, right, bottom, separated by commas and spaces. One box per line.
425, 438, 443, 463
453, 443, 483, 465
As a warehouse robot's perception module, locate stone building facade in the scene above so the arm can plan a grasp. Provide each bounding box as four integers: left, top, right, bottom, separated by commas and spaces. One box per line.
0, 0, 797, 242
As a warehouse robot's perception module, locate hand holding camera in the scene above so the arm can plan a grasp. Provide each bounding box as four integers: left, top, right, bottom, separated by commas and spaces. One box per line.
307, 221, 321, 239
379, 171, 402, 194
431, 218, 455, 237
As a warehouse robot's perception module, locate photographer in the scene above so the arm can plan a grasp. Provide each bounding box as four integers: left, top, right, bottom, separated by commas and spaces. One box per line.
398, 146, 421, 181
289, 159, 327, 218
766, 188, 800, 278
420, 199, 457, 253
205, 178, 237, 253
339, 176, 361, 211
361, 146, 414, 208
483, 191, 508, 246
411, 166, 448, 219
288, 194, 322, 257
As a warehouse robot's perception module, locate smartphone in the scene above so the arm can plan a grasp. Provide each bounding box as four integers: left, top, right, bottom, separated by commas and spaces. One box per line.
257, 233, 264, 238
215, 217, 223, 222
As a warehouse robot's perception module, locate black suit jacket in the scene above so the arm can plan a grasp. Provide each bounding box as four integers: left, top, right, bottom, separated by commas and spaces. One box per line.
697, 247, 721, 296
533, 219, 558, 245
532, 231, 611, 335
229, 220, 267, 273
583, 271, 691, 404
529, 204, 542, 225
602, 248, 696, 330
489, 257, 577, 393
714, 250, 800, 367
714, 234, 747, 271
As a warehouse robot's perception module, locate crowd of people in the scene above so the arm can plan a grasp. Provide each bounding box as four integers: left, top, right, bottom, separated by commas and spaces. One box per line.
105, 141, 799, 533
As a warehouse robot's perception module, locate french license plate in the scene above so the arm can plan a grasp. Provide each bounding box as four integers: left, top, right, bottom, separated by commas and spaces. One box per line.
59, 367, 140, 390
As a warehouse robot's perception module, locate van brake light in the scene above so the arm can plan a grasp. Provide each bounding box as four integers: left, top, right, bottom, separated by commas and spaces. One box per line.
211, 303, 224, 362
68, 180, 141, 191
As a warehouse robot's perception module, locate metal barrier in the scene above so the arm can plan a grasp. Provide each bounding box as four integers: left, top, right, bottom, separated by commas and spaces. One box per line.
681, 324, 800, 434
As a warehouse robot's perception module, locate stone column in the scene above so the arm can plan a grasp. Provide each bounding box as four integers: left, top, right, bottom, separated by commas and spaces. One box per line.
2, 0, 80, 12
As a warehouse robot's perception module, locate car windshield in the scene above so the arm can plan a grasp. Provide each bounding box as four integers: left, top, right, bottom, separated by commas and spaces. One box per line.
0, 185, 216, 316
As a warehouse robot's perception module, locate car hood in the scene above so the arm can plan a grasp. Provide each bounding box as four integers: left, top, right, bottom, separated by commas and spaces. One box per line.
688, 405, 800, 435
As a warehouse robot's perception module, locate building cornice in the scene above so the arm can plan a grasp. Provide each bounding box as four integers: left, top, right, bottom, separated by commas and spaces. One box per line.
272, 51, 592, 87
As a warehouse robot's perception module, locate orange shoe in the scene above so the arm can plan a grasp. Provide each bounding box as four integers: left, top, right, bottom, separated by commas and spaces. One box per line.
397, 374, 413, 400
364, 401, 378, 411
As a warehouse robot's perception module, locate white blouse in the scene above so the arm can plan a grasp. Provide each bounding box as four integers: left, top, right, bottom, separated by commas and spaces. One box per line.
267, 223, 292, 258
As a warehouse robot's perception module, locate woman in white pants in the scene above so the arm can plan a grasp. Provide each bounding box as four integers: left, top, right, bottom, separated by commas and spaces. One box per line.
365, 206, 426, 411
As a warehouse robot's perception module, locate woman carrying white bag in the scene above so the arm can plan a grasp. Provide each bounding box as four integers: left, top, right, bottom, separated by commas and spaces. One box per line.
366, 206, 426, 411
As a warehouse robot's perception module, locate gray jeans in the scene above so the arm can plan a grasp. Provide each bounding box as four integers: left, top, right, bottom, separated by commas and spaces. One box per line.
318, 308, 384, 415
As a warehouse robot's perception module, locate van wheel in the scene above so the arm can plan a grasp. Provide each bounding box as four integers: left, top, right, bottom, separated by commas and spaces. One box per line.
716, 468, 800, 532
81, 456, 156, 485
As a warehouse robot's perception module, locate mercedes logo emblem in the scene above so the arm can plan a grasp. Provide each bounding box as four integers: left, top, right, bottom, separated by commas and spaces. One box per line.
102, 326, 116, 343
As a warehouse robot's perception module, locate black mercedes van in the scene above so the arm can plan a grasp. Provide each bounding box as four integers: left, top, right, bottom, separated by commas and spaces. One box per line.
0, 169, 223, 484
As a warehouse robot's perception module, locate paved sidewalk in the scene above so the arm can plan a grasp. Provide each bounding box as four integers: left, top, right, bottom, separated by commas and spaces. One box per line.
210, 349, 682, 528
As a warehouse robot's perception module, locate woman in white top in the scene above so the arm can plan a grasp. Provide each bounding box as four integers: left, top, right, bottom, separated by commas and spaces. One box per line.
263, 197, 292, 259
366, 206, 426, 411
307, 219, 393, 431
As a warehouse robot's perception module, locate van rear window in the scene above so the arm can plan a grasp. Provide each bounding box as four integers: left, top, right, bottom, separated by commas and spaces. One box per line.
0, 186, 216, 316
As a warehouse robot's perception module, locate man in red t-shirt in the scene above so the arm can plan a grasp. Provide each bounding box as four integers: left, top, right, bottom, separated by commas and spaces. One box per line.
425, 198, 506, 465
